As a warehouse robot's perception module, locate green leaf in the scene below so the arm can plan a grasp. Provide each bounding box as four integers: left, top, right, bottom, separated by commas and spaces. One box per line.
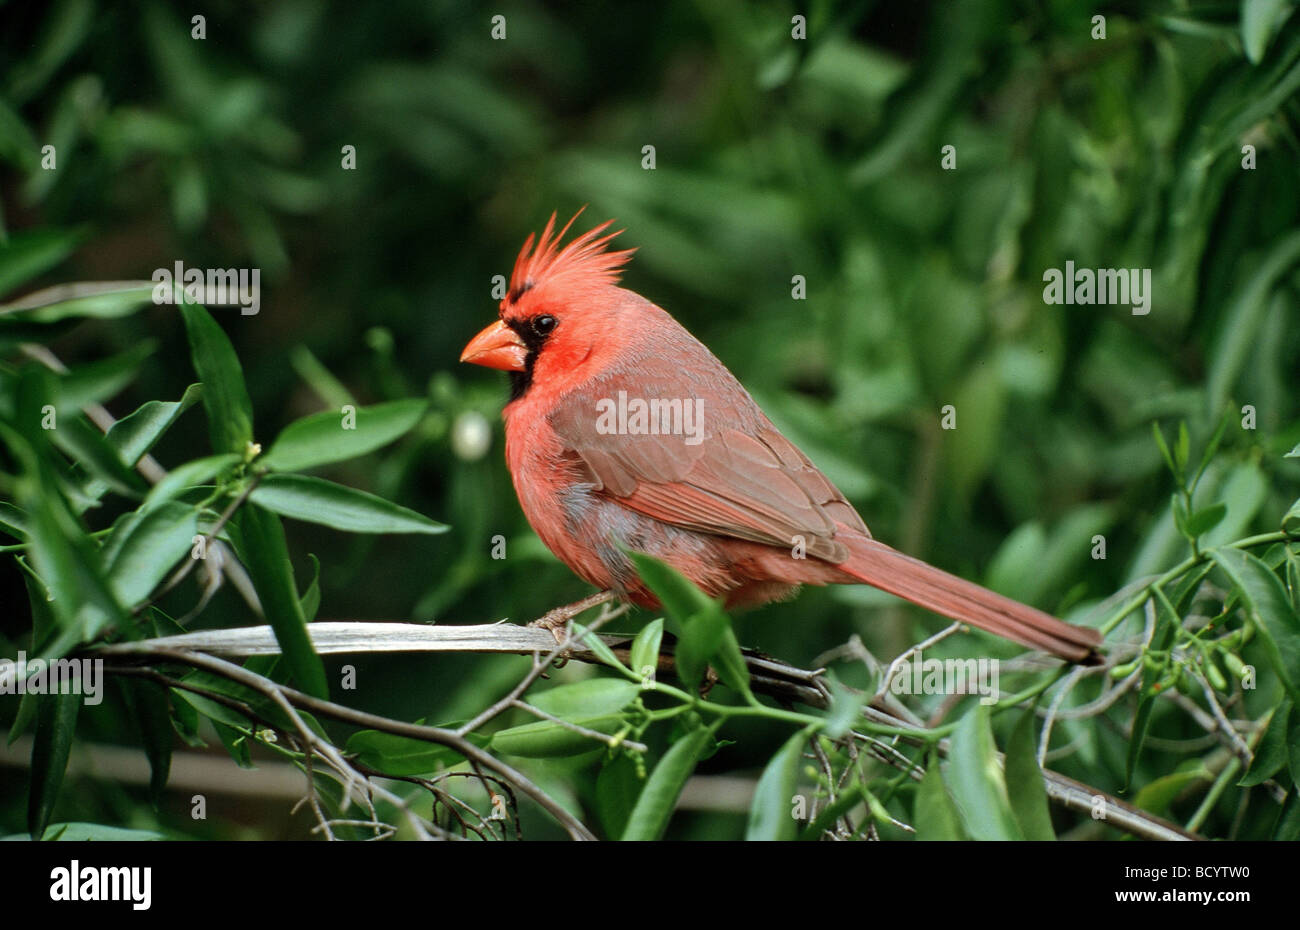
861, 784, 901, 833
745, 728, 807, 840
628, 552, 748, 695
914, 756, 963, 840
167, 683, 204, 748
1242, 0, 1296, 64
28, 823, 165, 842
1152, 422, 1180, 483
571, 622, 628, 672
0, 228, 82, 298
0, 99, 40, 173
54, 342, 156, 414
27, 691, 80, 838
345, 728, 487, 776
211, 722, 252, 768
6, 426, 127, 657
1172, 493, 1190, 539
824, 674, 868, 740
529, 679, 640, 719
1133, 767, 1211, 816
249, 474, 447, 535
1174, 422, 1190, 477
142, 453, 239, 512
171, 668, 323, 734
235, 503, 328, 698
289, 345, 355, 409
259, 398, 427, 472
1005, 709, 1054, 840
1184, 503, 1227, 538
102, 502, 199, 608
676, 604, 726, 694
8, 569, 54, 745
1203, 463, 1270, 548
1211, 547, 1300, 705
1207, 231, 1300, 414
0, 282, 156, 323
944, 704, 1022, 840
596, 753, 642, 839
172, 687, 253, 732
490, 714, 625, 758
1240, 701, 1290, 786
628, 551, 715, 623
711, 626, 753, 700
10, 3, 92, 104
628, 617, 664, 684
1283, 497, 1300, 535
300, 553, 321, 622
105, 383, 202, 466
1289, 706, 1300, 785
944, 360, 1004, 502
0, 502, 25, 541
623, 726, 713, 840
121, 679, 173, 803
48, 415, 147, 497
180, 302, 254, 454
1272, 789, 1300, 840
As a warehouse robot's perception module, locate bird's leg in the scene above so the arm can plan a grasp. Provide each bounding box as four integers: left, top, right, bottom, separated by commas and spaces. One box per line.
528, 590, 618, 644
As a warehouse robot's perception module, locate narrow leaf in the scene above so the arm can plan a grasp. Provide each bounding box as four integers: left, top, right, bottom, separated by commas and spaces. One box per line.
235, 503, 327, 698
629, 618, 664, 684
102, 502, 199, 608
1240, 701, 1290, 786
142, 453, 239, 512
529, 679, 640, 719
1005, 709, 1054, 840
623, 727, 713, 841
250, 474, 447, 535
27, 691, 80, 838
105, 383, 202, 466
745, 728, 807, 841
1211, 547, 1300, 705
914, 756, 963, 840
944, 704, 1022, 840
180, 302, 254, 454
259, 398, 427, 472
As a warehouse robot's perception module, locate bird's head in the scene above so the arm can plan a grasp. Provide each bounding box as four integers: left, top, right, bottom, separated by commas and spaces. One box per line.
460, 211, 636, 399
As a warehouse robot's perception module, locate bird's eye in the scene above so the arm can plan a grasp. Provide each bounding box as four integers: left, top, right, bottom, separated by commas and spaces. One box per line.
531, 315, 558, 337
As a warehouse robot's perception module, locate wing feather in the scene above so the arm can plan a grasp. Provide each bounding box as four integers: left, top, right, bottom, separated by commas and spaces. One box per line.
547, 344, 866, 562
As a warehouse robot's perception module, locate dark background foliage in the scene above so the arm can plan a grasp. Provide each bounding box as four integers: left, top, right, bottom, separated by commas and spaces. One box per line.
1, 0, 1298, 840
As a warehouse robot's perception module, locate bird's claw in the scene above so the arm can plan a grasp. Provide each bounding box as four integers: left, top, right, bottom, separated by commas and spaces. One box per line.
528, 610, 573, 666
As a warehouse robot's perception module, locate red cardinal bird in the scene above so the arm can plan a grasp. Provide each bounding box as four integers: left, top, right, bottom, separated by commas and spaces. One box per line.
461, 214, 1103, 663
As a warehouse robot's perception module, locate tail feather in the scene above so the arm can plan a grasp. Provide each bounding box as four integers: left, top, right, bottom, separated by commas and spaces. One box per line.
839, 537, 1102, 664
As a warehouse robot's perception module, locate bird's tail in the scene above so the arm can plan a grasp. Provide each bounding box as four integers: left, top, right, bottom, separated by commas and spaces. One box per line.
838, 536, 1103, 664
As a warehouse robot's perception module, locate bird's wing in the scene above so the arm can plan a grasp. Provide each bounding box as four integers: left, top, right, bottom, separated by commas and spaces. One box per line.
547, 351, 868, 562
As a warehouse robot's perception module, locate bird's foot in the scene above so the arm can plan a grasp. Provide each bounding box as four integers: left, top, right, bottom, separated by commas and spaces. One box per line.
527, 590, 618, 648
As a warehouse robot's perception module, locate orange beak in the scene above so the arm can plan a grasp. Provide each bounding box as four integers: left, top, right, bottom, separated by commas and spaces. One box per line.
460, 320, 528, 372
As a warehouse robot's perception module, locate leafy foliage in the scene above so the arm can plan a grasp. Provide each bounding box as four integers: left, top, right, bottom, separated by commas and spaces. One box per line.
1, 0, 1299, 840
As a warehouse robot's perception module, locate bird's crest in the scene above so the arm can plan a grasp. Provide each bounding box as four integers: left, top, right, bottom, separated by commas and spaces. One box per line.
507, 209, 635, 303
